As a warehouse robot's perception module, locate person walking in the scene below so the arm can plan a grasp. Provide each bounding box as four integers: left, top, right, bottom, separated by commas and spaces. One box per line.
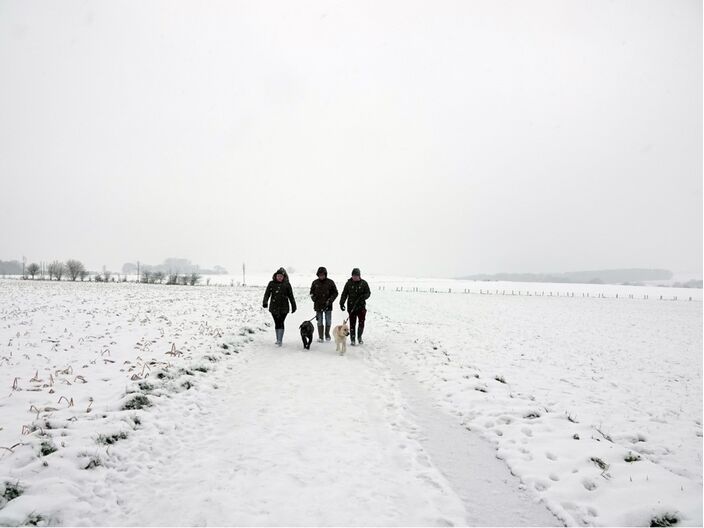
339, 268, 371, 345
262, 267, 297, 346
310, 266, 338, 342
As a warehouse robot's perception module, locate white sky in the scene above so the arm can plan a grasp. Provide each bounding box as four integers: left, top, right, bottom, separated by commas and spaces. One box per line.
0, 0, 701, 277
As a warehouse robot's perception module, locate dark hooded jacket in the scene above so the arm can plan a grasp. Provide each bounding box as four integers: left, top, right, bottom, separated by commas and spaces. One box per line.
340, 274, 371, 312
310, 267, 338, 312
263, 268, 296, 314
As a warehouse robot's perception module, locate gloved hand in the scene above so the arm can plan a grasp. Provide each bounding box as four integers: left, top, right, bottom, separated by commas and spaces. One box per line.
340, 304, 345, 311
262, 303, 268, 309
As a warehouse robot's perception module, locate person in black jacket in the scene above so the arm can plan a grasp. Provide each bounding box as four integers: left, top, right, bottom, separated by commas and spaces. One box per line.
339, 267, 371, 345
310, 266, 338, 342
262, 267, 297, 346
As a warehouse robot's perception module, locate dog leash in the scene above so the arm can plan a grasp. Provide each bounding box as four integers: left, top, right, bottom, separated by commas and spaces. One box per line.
342, 300, 361, 325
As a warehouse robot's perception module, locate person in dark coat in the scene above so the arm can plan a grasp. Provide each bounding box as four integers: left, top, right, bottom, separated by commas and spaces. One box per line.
309, 266, 338, 342
262, 267, 297, 346
339, 267, 370, 345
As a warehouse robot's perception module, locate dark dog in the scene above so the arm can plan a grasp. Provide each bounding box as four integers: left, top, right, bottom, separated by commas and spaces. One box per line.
299, 320, 314, 350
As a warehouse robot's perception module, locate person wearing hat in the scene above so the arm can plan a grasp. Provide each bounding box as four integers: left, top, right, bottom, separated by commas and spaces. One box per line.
339, 268, 371, 345
262, 267, 297, 346
310, 266, 338, 342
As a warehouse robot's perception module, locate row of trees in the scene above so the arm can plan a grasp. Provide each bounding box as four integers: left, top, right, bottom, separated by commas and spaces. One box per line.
122, 258, 227, 276
25, 259, 95, 281
20, 259, 201, 286
141, 271, 201, 286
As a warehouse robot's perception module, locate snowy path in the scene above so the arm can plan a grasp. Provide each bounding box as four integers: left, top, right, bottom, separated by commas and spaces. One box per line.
86, 333, 559, 526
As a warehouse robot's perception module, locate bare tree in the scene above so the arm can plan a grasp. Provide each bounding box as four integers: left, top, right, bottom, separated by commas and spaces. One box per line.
141, 270, 152, 284
153, 271, 165, 284
79, 270, 88, 281
189, 273, 201, 286
48, 261, 65, 281
65, 259, 86, 281
27, 263, 40, 279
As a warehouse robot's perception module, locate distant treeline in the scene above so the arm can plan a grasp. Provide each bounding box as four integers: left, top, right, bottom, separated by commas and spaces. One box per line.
457, 269, 691, 286
3, 259, 98, 281
671, 279, 703, 289
122, 258, 227, 275
1, 257, 227, 287
0, 260, 22, 275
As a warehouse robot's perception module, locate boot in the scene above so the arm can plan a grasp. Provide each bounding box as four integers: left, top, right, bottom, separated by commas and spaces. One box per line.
275, 329, 283, 346
357, 327, 364, 345
324, 324, 331, 341
350, 328, 356, 346
317, 324, 324, 343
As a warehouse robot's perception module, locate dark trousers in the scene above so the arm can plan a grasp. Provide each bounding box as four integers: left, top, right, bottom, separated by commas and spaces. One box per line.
348, 308, 367, 338
272, 312, 287, 330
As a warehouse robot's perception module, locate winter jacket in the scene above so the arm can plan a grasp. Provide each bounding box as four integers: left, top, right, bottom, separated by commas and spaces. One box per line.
310, 277, 338, 312
340, 278, 371, 312
263, 272, 297, 314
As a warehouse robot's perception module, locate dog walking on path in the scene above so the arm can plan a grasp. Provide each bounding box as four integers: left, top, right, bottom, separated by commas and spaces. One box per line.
332, 322, 350, 355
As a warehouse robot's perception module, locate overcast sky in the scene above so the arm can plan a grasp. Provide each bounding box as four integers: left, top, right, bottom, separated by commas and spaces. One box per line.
1, 0, 701, 278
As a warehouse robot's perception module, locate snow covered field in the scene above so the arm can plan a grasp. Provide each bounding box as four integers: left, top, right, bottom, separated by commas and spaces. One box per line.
0, 278, 701, 526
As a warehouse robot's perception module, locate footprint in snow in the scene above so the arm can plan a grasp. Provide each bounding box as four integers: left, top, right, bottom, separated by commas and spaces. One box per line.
533, 480, 550, 492
415, 453, 431, 468
582, 478, 597, 491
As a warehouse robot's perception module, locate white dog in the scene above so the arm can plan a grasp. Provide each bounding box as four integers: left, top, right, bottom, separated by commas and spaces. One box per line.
332, 322, 350, 355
